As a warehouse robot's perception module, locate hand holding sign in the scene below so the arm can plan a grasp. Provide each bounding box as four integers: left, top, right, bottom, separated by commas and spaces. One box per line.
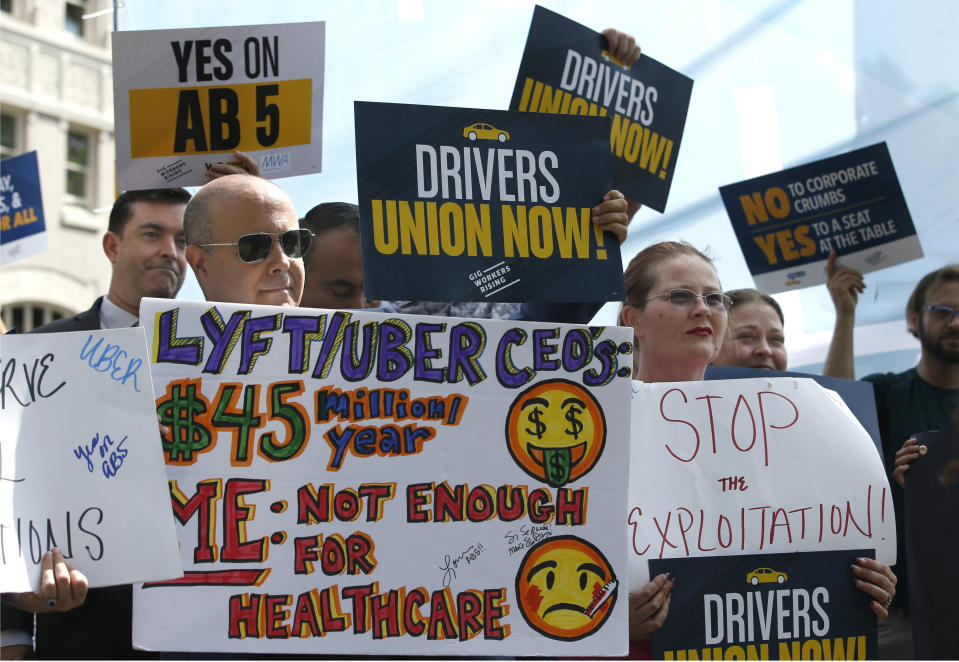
591, 189, 632, 244
3, 549, 88, 614
826, 250, 866, 317
892, 438, 922, 487
600, 29, 641, 68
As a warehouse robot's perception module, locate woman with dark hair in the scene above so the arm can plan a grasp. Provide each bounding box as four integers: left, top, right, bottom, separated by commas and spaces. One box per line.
618, 241, 897, 657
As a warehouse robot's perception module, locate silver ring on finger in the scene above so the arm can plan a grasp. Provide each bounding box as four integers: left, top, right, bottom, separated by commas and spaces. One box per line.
881, 596, 893, 610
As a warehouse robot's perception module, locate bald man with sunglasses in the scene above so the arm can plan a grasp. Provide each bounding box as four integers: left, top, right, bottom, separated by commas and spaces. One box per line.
184, 174, 314, 306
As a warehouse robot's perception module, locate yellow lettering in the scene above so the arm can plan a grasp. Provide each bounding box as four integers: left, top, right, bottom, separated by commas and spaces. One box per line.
551, 207, 590, 258
795, 224, 816, 257
764, 186, 791, 218
610, 113, 629, 158
502, 205, 529, 258
528, 206, 553, 258
740, 192, 769, 226
398, 200, 427, 256
624, 122, 643, 163
801, 639, 823, 659
538, 83, 565, 114
438, 201, 465, 256
753, 234, 779, 265
518, 77, 534, 112
639, 128, 668, 173
371, 200, 397, 255
464, 204, 492, 257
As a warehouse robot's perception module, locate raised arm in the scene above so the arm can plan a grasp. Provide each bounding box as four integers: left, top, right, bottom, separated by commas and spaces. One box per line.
822, 250, 865, 379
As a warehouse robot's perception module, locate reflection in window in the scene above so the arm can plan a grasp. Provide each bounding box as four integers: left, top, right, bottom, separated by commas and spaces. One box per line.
66, 128, 93, 205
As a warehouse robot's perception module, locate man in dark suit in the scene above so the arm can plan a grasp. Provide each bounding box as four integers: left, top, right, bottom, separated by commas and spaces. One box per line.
1, 187, 190, 660
32, 187, 191, 334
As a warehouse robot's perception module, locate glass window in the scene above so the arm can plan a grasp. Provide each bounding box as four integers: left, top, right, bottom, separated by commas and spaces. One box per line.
1, 0, 13, 15
1, 111, 18, 160
64, 1, 86, 36
1, 302, 73, 333
65, 127, 93, 205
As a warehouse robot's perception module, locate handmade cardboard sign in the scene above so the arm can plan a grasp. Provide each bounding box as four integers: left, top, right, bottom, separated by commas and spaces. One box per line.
132, 298, 632, 655
509, 5, 693, 212
112, 22, 324, 190
650, 549, 878, 660
719, 143, 921, 293
0, 329, 182, 591
704, 366, 883, 462
1, 151, 46, 265
627, 377, 895, 594
354, 101, 623, 303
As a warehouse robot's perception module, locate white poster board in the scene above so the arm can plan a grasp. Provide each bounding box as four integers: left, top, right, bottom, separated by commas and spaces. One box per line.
132, 298, 631, 656
628, 377, 894, 589
112, 22, 324, 190
0, 329, 182, 591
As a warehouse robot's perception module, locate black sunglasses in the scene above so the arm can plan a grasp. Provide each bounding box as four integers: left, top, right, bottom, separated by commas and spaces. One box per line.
198, 229, 314, 263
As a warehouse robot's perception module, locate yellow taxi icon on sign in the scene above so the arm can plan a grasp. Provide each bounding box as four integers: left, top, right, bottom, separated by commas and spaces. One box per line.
463, 123, 510, 142
746, 568, 787, 585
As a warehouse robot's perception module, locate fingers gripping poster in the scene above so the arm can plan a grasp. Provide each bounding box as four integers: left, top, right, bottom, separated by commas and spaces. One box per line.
132, 298, 632, 655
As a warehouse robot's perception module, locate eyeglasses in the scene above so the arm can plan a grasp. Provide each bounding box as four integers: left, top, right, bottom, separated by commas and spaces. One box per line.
197, 229, 314, 264
640, 288, 732, 312
925, 304, 959, 324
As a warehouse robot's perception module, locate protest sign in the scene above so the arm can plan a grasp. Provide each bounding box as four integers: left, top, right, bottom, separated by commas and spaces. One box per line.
904, 429, 959, 659
509, 5, 693, 212
650, 549, 877, 660
0, 328, 182, 591
132, 298, 632, 655
719, 142, 921, 293
112, 22, 324, 190
354, 101, 623, 303
1, 151, 46, 265
627, 377, 895, 594
704, 366, 883, 462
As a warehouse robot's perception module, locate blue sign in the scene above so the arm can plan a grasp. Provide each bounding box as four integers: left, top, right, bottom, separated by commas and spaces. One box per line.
650, 549, 878, 660
1, 150, 47, 265
354, 101, 624, 303
509, 5, 693, 213
719, 143, 922, 293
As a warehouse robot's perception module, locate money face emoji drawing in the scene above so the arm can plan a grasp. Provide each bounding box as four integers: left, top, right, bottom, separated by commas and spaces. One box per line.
505, 379, 606, 487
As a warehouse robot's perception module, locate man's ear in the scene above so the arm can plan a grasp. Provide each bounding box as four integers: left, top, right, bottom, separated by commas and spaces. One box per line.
102, 231, 120, 264
185, 245, 207, 284
907, 311, 920, 339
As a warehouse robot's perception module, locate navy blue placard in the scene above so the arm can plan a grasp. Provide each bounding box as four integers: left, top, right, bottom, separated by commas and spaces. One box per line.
704, 366, 883, 465
718, 143, 921, 293
650, 549, 878, 660
904, 430, 959, 659
508, 5, 693, 213
1, 150, 46, 263
354, 101, 624, 303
